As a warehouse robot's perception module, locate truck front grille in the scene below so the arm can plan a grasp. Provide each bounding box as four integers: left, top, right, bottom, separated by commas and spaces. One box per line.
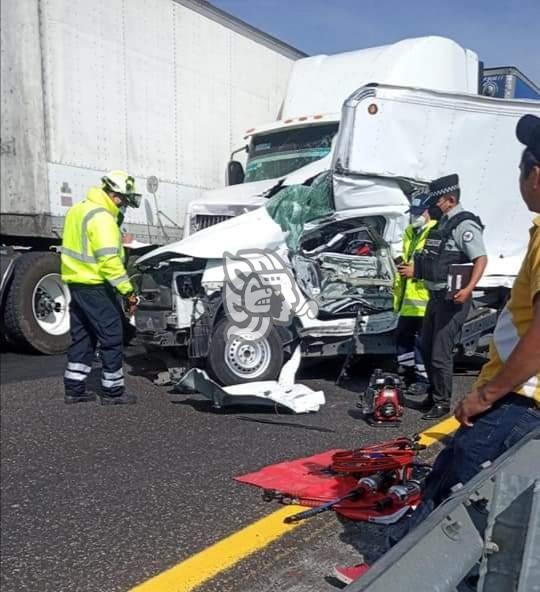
191, 214, 233, 233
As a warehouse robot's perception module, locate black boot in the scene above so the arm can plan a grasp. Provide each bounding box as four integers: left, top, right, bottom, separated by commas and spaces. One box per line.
404, 382, 431, 410
64, 393, 97, 404
422, 403, 451, 420
99, 392, 137, 405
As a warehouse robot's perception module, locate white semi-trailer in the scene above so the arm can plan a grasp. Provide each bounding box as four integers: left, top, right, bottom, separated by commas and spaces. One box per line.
0, 0, 304, 354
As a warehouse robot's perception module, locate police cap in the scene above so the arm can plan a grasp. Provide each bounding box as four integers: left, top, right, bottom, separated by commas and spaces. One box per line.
409, 190, 432, 215
428, 174, 460, 201
516, 114, 540, 161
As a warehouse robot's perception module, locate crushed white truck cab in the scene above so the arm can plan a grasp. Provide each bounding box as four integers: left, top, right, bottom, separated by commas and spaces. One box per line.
135, 85, 540, 385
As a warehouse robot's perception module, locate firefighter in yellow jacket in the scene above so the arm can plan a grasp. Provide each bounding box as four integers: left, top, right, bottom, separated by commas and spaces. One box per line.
61, 171, 140, 405
393, 192, 436, 390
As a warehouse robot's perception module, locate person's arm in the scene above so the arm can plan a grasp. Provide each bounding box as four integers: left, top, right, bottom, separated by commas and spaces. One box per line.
454, 255, 488, 303
453, 222, 488, 304
455, 296, 540, 426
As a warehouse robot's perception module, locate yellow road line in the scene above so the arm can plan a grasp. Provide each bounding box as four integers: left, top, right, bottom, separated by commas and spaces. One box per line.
418, 416, 459, 447
129, 504, 305, 592
130, 415, 459, 592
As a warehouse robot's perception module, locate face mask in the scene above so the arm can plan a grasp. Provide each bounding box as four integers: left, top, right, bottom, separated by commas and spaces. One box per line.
428, 205, 444, 221
410, 214, 425, 229
117, 205, 127, 226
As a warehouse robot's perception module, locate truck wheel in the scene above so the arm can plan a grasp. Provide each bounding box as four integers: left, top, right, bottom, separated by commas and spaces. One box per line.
3, 252, 71, 354
207, 317, 284, 385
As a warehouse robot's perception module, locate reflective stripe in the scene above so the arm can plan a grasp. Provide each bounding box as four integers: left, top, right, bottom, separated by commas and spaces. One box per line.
399, 360, 415, 367
81, 207, 112, 258
397, 352, 415, 362
64, 370, 88, 381
416, 364, 426, 372
402, 299, 428, 308
60, 247, 96, 263
67, 362, 92, 374
103, 369, 124, 380
62, 208, 113, 263
94, 247, 120, 258
109, 274, 130, 287
102, 378, 125, 388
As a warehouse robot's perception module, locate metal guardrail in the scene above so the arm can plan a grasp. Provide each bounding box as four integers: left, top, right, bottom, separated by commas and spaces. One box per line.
347, 426, 540, 592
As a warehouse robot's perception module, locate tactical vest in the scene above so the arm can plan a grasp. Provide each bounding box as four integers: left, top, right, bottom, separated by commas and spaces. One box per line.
414, 211, 484, 283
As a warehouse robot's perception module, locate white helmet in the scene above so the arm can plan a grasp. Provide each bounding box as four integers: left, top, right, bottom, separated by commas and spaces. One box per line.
101, 170, 141, 208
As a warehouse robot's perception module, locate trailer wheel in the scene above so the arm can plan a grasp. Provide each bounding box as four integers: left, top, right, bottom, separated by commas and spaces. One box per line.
207, 317, 284, 385
3, 252, 71, 354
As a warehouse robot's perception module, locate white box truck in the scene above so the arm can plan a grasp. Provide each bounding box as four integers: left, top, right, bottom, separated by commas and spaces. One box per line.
185, 35, 480, 235
134, 85, 540, 385
0, 0, 303, 353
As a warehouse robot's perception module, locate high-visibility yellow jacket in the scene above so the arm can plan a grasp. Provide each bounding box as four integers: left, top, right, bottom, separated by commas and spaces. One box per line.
393, 221, 437, 317
61, 187, 134, 295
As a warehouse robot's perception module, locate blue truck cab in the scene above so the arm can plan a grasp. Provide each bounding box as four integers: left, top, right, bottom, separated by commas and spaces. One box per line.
482, 66, 540, 100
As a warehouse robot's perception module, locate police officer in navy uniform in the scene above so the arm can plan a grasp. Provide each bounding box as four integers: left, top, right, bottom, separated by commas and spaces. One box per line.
410, 174, 488, 419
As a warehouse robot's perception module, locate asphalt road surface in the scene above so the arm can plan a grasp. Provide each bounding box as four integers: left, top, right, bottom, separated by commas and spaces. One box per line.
0, 345, 480, 592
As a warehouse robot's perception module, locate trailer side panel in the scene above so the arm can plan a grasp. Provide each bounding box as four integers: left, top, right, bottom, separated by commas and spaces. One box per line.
0, 0, 51, 237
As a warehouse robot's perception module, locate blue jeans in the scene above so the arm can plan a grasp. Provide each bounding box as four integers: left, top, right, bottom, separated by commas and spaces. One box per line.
387, 394, 540, 548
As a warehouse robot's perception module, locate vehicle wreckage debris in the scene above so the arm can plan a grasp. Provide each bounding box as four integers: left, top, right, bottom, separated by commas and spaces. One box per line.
170, 346, 326, 413
170, 367, 325, 413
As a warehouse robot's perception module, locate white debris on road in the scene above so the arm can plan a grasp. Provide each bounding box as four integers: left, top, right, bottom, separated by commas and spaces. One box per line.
173, 346, 325, 413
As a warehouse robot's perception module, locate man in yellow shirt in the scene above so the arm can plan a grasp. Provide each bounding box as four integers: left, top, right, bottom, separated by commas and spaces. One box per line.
61, 171, 140, 405
333, 114, 540, 586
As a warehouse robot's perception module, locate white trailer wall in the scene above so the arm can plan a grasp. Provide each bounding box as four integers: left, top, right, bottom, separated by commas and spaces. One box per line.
12, 0, 300, 240
0, 0, 50, 236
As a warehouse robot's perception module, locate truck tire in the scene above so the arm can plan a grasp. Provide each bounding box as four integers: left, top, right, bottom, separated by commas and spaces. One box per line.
207, 317, 284, 386
3, 252, 71, 354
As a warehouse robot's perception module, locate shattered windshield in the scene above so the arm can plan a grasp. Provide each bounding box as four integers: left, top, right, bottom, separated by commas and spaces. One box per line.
266, 171, 334, 252
245, 123, 339, 183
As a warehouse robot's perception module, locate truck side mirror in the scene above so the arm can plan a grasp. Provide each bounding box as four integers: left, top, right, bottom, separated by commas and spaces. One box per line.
226, 161, 245, 186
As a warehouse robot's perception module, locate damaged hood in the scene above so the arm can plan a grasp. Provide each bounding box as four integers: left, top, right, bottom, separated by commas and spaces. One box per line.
138, 157, 334, 264
137, 207, 286, 262
189, 180, 271, 212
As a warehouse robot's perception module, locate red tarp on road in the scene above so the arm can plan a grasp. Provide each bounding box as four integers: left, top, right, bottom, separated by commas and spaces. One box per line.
235, 449, 419, 523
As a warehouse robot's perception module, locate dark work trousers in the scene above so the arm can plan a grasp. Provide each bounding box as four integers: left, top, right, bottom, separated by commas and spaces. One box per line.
64, 284, 124, 397
386, 395, 540, 549
395, 316, 428, 382
420, 291, 471, 405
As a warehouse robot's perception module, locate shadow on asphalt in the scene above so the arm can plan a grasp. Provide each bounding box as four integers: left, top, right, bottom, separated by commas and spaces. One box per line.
335, 514, 388, 564
124, 351, 167, 379
169, 396, 312, 417
324, 575, 347, 589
